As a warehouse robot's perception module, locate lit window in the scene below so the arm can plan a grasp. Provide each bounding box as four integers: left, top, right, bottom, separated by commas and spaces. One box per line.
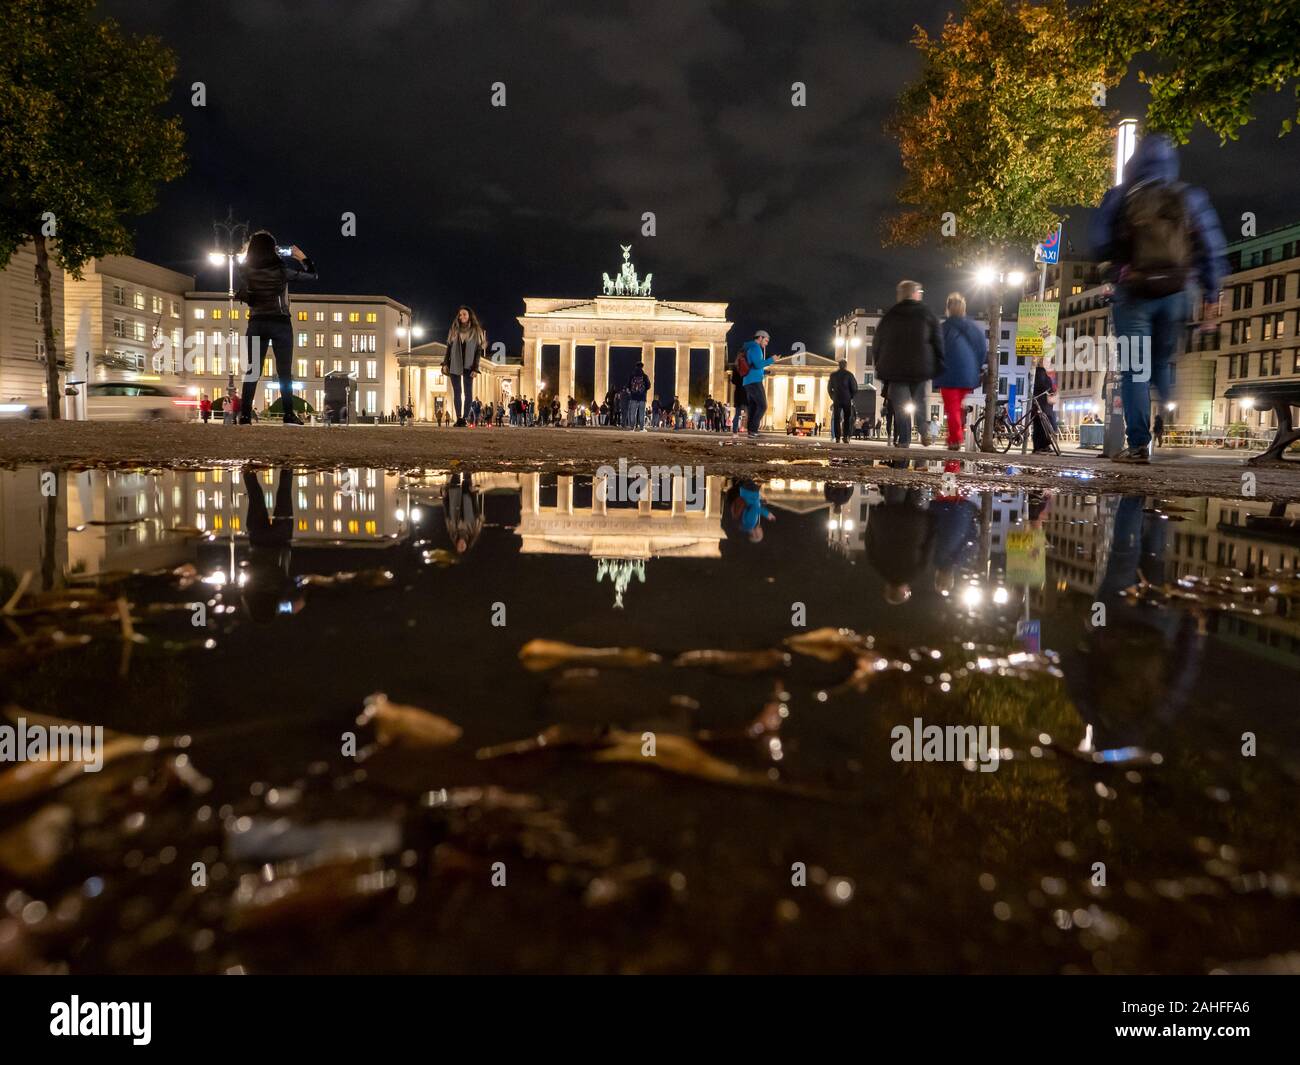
194, 308, 206, 319
366, 359, 377, 379
133, 291, 145, 309
297, 310, 308, 321
348, 311, 360, 323
212, 308, 223, 320
315, 332, 325, 348
332, 333, 343, 348
332, 311, 342, 322
297, 359, 307, 377
298, 332, 309, 347
315, 311, 324, 322
365, 312, 377, 323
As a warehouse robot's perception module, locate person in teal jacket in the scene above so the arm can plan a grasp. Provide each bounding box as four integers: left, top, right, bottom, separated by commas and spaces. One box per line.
740, 330, 772, 438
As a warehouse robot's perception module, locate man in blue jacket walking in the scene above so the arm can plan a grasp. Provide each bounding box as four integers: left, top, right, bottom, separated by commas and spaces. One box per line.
1089, 133, 1226, 463
740, 330, 773, 439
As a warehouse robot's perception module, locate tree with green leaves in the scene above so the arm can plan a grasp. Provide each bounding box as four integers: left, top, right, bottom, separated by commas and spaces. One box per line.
1080, 0, 1300, 142
0, 0, 186, 417
885, 0, 1113, 449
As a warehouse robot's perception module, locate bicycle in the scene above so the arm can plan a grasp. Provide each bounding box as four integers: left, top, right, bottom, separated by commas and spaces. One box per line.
971, 391, 1060, 455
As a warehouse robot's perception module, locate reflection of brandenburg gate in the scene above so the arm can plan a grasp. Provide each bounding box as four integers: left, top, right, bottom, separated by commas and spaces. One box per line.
518, 246, 732, 405
517, 474, 722, 559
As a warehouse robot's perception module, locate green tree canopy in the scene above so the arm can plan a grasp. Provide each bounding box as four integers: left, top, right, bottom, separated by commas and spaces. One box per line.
0, 0, 186, 415
1080, 0, 1300, 141
885, 0, 1113, 258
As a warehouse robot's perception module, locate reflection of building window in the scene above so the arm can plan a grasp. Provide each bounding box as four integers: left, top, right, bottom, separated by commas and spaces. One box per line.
795, 383, 807, 395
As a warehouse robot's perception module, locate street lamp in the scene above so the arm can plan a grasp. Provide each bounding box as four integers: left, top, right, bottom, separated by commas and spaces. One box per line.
972, 263, 1028, 451
396, 316, 426, 412
1115, 118, 1139, 184
209, 209, 249, 399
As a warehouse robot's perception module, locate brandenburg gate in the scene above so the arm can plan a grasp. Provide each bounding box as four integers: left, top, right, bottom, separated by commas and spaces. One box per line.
518, 246, 732, 407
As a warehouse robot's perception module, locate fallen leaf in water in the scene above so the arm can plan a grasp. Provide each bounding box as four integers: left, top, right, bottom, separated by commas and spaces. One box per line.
476, 723, 612, 759
672, 648, 792, 673
357, 693, 462, 748
0, 708, 161, 806
423, 548, 457, 567
518, 639, 662, 671
785, 627, 871, 662
0, 804, 73, 877
592, 730, 777, 790
227, 857, 398, 932
299, 569, 395, 588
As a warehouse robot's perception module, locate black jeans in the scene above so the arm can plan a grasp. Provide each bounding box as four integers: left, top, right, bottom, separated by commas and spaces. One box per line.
242, 317, 295, 421
450, 371, 474, 420
744, 381, 767, 436
832, 402, 853, 442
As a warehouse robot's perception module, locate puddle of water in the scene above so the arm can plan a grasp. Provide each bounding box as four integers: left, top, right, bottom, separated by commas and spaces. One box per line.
1, 466, 1298, 974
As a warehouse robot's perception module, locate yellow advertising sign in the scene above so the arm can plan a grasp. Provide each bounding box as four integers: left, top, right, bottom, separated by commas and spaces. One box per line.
1015, 301, 1059, 362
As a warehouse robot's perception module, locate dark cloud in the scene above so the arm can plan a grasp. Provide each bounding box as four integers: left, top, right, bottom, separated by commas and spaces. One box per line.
103, 0, 1299, 351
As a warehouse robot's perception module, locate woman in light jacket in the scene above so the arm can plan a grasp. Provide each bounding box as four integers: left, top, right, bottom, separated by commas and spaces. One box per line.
443, 305, 486, 427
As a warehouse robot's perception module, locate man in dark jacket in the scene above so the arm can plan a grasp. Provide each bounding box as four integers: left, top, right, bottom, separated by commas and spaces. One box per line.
872, 280, 944, 448
627, 362, 650, 430
828, 358, 858, 443
1089, 134, 1226, 463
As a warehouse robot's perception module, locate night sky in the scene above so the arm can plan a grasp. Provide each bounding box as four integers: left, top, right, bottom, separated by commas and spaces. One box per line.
104, 0, 1300, 353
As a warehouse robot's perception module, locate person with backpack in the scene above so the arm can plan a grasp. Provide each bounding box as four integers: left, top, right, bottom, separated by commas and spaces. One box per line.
828, 358, 858, 443
626, 362, 650, 430
1089, 133, 1226, 463
737, 330, 773, 439
935, 292, 984, 449
871, 280, 944, 448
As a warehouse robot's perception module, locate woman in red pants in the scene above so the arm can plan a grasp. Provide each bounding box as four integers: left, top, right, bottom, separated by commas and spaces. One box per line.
934, 292, 986, 449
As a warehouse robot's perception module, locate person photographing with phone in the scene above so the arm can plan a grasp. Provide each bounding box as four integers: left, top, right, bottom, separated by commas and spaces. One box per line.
235, 230, 317, 425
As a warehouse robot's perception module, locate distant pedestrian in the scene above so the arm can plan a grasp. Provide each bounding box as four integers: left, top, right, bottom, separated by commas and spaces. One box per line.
871, 280, 943, 447
199, 396, 212, 423
828, 358, 857, 443
1089, 133, 1226, 463
627, 362, 649, 430
935, 292, 984, 450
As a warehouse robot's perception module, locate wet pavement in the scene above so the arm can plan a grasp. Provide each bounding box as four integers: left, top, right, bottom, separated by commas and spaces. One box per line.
1, 464, 1298, 973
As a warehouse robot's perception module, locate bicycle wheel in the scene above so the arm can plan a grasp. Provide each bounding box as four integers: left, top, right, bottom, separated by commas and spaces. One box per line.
995, 416, 1015, 453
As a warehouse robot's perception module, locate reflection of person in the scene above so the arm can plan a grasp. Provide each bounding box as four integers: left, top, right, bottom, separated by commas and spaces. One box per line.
443, 471, 484, 554
930, 491, 979, 595
240, 467, 303, 622
738, 480, 775, 542
1065, 494, 1205, 750
236, 231, 317, 425
865, 485, 936, 604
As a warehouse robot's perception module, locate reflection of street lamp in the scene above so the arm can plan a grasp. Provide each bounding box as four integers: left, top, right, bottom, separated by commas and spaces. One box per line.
209, 208, 248, 395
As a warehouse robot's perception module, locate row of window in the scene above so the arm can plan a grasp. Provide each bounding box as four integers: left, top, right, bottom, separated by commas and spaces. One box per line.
1226, 240, 1300, 273
193, 307, 378, 323
1230, 274, 1292, 310
1227, 310, 1298, 345
1226, 349, 1299, 380
190, 354, 379, 380
112, 286, 180, 317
